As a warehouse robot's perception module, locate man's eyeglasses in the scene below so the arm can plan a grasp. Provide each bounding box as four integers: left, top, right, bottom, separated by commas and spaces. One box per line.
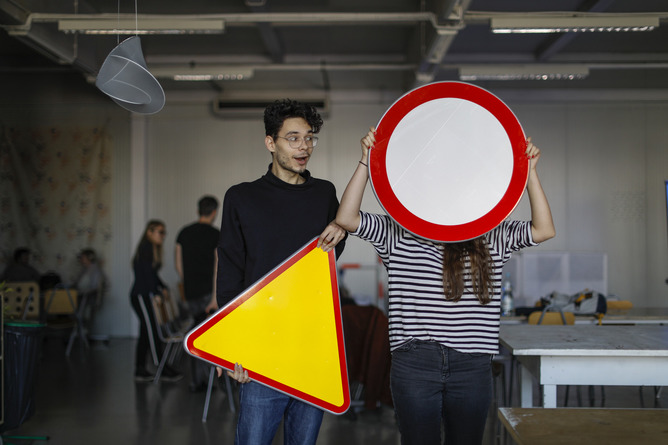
276, 136, 319, 149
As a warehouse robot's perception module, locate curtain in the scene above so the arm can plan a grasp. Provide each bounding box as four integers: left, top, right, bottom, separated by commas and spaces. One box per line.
0, 124, 113, 283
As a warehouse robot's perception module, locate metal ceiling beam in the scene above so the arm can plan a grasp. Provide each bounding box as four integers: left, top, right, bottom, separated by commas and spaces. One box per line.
1, 6, 667, 89
0, 0, 102, 73
245, 1, 284, 64
7, 10, 664, 38
0, 0, 30, 25
0, 10, 457, 77
413, 0, 472, 87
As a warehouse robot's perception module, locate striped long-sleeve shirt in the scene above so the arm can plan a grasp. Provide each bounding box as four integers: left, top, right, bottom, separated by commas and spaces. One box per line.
353, 211, 536, 354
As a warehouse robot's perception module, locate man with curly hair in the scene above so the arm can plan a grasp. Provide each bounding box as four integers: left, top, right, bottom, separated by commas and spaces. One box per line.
216, 99, 347, 445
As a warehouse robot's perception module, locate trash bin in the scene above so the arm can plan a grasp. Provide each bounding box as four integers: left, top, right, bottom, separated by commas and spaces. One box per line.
2, 320, 44, 432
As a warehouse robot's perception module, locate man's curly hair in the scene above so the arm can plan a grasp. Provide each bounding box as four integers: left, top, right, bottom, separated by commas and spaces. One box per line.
264, 99, 323, 140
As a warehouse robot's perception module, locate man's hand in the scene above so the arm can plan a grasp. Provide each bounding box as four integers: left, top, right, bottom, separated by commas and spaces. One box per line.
226, 362, 251, 383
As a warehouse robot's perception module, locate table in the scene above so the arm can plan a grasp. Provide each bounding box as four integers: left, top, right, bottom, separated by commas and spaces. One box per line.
601, 307, 668, 325
499, 325, 668, 408
498, 407, 668, 445
500, 307, 668, 326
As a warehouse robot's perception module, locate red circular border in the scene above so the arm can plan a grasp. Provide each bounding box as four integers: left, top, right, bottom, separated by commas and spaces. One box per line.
369, 81, 528, 242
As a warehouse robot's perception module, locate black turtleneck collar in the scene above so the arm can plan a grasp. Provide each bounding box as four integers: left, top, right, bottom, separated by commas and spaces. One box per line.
263, 163, 313, 189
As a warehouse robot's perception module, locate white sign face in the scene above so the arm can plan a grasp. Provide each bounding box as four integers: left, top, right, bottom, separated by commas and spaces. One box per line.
386, 98, 513, 226
370, 82, 528, 242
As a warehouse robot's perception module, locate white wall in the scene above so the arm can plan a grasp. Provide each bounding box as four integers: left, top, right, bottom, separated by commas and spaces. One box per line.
139, 94, 394, 312
2, 77, 667, 337
140, 92, 668, 315
504, 101, 668, 306
0, 73, 135, 337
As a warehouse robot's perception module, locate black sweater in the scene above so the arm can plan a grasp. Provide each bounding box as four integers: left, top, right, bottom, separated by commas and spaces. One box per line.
216, 165, 345, 306
130, 241, 165, 297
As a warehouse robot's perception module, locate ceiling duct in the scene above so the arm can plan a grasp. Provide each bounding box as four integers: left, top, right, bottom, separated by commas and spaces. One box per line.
212, 93, 330, 118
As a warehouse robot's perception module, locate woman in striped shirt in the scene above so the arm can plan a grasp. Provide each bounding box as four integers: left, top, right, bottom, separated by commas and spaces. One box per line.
336, 128, 555, 445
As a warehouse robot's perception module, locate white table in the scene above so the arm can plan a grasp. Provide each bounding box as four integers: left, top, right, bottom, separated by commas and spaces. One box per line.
499, 325, 668, 408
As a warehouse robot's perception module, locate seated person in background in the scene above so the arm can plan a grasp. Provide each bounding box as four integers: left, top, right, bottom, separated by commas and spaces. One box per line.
73, 249, 106, 329
1, 247, 41, 283
74, 248, 105, 305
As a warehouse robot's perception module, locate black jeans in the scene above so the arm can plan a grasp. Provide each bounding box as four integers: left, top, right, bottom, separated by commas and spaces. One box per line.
390, 339, 493, 445
130, 293, 163, 372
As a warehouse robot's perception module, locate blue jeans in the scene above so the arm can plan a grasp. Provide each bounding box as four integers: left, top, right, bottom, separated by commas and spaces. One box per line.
235, 381, 323, 445
390, 340, 492, 445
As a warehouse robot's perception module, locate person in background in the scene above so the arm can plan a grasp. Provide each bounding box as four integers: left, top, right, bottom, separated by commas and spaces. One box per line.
1, 247, 41, 283
218, 99, 347, 445
335, 128, 556, 445
130, 220, 183, 383
73, 248, 105, 328
75, 248, 104, 301
175, 195, 220, 392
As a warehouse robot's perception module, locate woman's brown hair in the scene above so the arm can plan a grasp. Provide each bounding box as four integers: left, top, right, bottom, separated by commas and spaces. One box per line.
132, 219, 165, 269
442, 238, 493, 304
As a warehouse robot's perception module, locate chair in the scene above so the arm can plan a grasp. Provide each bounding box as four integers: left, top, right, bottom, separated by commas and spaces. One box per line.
491, 350, 512, 444
44, 285, 89, 357
202, 366, 236, 422
341, 305, 392, 418
137, 294, 184, 384
492, 355, 508, 406
2, 281, 40, 320
191, 300, 236, 422
606, 300, 633, 312
45, 286, 77, 315
156, 290, 191, 338
528, 310, 575, 325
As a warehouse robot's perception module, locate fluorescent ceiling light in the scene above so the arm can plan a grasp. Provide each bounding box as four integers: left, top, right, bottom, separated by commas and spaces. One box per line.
150, 66, 254, 81
58, 18, 225, 34
491, 16, 658, 34
458, 65, 589, 81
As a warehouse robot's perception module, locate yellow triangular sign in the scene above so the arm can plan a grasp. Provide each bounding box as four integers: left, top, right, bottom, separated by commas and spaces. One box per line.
184, 237, 350, 414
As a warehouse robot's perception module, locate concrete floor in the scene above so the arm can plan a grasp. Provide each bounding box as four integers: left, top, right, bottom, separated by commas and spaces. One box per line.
3, 333, 665, 445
